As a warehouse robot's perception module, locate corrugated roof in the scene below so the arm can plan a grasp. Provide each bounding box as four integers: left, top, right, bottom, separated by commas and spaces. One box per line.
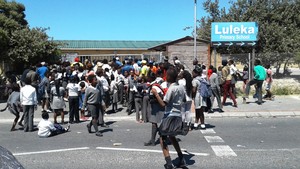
55, 40, 170, 49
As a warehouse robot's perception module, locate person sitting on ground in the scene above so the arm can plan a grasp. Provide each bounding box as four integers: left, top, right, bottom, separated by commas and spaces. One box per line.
37, 112, 70, 138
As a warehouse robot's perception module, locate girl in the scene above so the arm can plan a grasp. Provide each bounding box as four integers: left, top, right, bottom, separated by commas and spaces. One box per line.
178, 70, 193, 126
154, 67, 187, 169
192, 67, 207, 130
50, 79, 66, 124
1, 83, 23, 131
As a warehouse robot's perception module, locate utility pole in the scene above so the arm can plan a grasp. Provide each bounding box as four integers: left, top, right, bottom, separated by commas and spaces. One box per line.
193, 0, 197, 60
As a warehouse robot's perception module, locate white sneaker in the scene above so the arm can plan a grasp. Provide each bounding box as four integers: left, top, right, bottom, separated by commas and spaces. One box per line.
194, 123, 199, 128
200, 124, 206, 129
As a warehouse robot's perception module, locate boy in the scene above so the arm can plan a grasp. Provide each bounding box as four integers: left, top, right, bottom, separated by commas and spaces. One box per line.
38, 112, 70, 138
82, 74, 103, 137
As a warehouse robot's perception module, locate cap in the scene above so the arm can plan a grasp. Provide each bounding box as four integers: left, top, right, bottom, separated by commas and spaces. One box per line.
41, 62, 45, 65
164, 56, 169, 61
74, 57, 80, 62
141, 60, 147, 64
116, 57, 120, 60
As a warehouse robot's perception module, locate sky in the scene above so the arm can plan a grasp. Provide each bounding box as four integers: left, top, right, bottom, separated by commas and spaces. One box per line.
16, 0, 232, 41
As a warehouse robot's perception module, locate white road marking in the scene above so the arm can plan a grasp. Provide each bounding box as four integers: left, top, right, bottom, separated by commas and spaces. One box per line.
211, 145, 237, 157
13, 147, 90, 156
96, 147, 209, 156
200, 129, 216, 134
204, 136, 224, 143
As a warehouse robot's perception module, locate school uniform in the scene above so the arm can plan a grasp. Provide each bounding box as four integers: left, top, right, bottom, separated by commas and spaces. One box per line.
20, 84, 37, 132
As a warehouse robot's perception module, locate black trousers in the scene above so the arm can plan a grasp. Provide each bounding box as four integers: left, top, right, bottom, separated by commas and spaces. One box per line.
69, 96, 79, 123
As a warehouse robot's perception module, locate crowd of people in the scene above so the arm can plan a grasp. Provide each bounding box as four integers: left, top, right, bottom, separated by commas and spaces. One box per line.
2, 56, 273, 168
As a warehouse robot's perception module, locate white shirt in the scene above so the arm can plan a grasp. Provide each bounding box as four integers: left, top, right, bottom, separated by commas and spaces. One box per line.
66, 83, 80, 97
97, 76, 109, 92
178, 78, 192, 102
20, 85, 37, 105
37, 119, 55, 138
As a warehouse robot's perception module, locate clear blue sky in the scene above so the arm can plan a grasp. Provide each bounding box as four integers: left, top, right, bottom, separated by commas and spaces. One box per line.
16, 0, 231, 41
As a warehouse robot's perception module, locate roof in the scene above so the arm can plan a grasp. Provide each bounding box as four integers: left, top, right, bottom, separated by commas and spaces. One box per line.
55, 40, 170, 50
148, 36, 210, 51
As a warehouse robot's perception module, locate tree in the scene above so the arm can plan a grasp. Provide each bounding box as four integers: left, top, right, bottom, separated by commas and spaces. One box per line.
198, 0, 300, 73
8, 27, 60, 63
0, 0, 61, 73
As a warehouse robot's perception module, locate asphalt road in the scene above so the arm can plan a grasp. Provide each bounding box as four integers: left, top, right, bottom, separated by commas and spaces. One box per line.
1, 117, 300, 169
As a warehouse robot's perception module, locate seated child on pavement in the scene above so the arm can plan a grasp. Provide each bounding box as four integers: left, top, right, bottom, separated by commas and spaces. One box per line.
37, 112, 70, 138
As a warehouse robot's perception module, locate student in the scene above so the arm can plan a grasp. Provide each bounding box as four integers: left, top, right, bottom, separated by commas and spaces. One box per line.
144, 72, 165, 146
192, 67, 207, 129
50, 80, 66, 124
0, 83, 23, 131
38, 112, 70, 138
110, 74, 118, 113
134, 77, 145, 123
82, 74, 103, 137
178, 70, 193, 125
66, 75, 80, 123
20, 77, 37, 132
155, 67, 187, 169
208, 68, 224, 113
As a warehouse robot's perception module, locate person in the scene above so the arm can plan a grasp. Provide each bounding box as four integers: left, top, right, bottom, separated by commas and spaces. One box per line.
264, 64, 273, 99
244, 59, 267, 105
37, 112, 70, 138
110, 74, 118, 113
127, 70, 136, 115
38, 71, 51, 113
20, 77, 37, 132
208, 68, 224, 113
241, 65, 249, 93
50, 80, 66, 124
0, 83, 23, 131
228, 59, 238, 98
221, 60, 237, 107
134, 77, 145, 123
78, 76, 89, 121
82, 74, 103, 137
144, 72, 165, 146
36, 62, 48, 81
66, 75, 80, 123
155, 67, 187, 169
192, 67, 207, 129
178, 70, 193, 125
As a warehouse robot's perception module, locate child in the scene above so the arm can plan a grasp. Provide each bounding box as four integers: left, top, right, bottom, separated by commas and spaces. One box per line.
38, 112, 70, 138
82, 74, 103, 137
20, 77, 37, 132
0, 83, 23, 131
50, 80, 66, 124
110, 74, 118, 113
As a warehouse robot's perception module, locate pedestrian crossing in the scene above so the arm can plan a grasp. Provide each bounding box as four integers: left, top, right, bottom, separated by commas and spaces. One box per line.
201, 128, 237, 157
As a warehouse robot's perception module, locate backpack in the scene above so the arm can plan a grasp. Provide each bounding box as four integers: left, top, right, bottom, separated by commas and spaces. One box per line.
148, 83, 167, 104
198, 78, 212, 98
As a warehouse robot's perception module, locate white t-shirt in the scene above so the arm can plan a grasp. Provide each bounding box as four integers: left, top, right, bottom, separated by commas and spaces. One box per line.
66, 83, 80, 97
37, 119, 55, 138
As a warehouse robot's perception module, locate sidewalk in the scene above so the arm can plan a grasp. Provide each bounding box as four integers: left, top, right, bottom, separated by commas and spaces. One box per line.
0, 95, 299, 124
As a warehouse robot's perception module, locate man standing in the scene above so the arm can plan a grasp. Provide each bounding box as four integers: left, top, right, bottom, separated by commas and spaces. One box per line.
20, 78, 37, 132
244, 59, 267, 105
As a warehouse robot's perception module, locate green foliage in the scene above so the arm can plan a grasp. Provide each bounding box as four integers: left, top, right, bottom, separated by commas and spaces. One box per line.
0, 0, 61, 69
8, 27, 60, 63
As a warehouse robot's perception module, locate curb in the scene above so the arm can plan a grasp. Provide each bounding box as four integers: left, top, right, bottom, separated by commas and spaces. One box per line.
1, 111, 299, 124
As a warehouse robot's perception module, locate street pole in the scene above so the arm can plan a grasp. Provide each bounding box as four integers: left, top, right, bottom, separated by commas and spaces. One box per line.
193, 0, 197, 60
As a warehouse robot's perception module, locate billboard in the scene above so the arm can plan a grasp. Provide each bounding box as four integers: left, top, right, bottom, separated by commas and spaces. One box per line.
211, 22, 258, 42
